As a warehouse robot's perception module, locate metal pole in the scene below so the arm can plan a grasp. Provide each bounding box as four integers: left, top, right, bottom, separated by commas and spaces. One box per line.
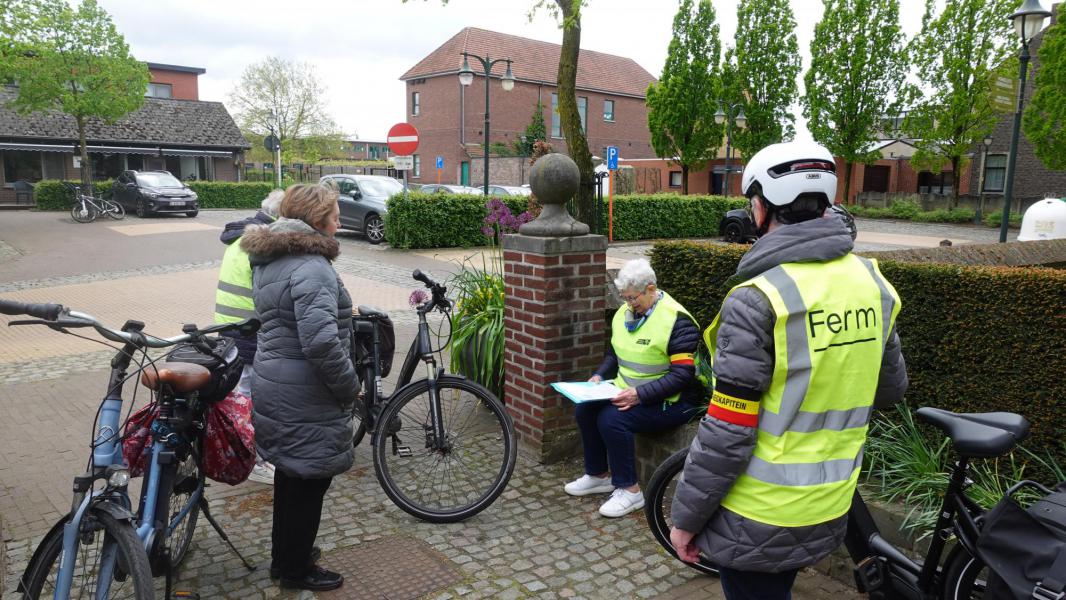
484, 57, 491, 196
976, 144, 989, 223
999, 41, 1031, 243
723, 122, 732, 196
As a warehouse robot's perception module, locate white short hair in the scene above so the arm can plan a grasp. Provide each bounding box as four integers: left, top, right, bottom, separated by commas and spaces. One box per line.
614, 258, 656, 291
261, 190, 285, 217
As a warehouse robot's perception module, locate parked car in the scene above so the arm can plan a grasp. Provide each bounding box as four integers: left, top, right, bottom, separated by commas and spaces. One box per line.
719, 203, 857, 243
113, 170, 199, 218
418, 184, 485, 195
488, 185, 533, 197
319, 174, 403, 244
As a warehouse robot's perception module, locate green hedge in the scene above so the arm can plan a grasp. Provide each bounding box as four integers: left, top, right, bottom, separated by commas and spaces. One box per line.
32, 180, 278, 211
383, 192, 747, 249
650, 240, 1065, 476
384, 193, 527, 249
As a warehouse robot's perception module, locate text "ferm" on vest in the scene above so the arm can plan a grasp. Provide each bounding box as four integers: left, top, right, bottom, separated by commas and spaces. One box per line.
808, 307, 876, 338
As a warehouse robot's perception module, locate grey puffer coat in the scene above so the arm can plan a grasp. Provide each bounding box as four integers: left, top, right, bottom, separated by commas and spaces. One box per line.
670, 216, 909, 572
240, 218, 358, 480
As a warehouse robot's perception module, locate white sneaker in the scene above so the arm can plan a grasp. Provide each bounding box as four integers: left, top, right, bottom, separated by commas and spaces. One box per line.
598, 488, 645, 517
564, 474, 614, 496
248, 462, 275, 485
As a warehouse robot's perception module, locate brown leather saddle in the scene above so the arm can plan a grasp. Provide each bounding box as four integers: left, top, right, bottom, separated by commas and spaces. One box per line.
140, 362, 212, 393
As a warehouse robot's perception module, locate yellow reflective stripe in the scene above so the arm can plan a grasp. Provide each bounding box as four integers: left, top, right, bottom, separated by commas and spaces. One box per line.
711, 391, 759, 415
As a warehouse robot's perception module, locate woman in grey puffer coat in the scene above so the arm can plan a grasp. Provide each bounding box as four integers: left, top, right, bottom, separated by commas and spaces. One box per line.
240, 183, 357, 592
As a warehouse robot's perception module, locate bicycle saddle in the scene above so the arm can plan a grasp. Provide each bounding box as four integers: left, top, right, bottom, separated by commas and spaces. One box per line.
141, 362, 212, 394
916, 407, 1030, 458
358, 305, 389, 319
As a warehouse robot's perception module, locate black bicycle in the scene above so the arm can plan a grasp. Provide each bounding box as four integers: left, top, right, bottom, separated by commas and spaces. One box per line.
645, 407, 1045, 598
350, 269, 516, 523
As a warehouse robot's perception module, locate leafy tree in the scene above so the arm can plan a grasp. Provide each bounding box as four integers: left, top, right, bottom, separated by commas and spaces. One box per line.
512, 101, 548, 156
1024, 4, 1066, 170
645, 0, 722, 195
0, 0, 149, 189
802, 0, 907, 204
228, 57, 337, 153
903, 0, 1015, 208
406, 0, 596, 224
722, 0, 802, 159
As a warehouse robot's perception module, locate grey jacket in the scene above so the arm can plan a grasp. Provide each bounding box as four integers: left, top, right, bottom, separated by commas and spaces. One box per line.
241, 218, 358, 480
671, 216, 908, 572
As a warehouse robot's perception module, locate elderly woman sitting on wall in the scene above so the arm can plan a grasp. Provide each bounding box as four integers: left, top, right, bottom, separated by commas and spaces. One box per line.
564, 258, 702, 517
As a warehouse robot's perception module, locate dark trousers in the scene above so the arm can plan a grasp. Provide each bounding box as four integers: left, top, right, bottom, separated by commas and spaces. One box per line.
574, 400, 695, 488
718, 566, 800, 600
271, 469, 332, 579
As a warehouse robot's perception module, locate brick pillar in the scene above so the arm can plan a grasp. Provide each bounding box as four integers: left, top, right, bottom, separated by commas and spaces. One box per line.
502, 234, 608, 463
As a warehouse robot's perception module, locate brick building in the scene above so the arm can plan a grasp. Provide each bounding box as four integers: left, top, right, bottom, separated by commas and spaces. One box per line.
400, 27, 657, 186
0, 63, 248, 206
344, 138, 390, 161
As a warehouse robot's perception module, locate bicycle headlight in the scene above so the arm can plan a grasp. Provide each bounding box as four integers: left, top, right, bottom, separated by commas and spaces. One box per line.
107, 466, 130, 488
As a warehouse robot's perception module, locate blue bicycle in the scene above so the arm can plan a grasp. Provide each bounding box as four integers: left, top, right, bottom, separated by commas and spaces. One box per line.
1, 300, 258, 599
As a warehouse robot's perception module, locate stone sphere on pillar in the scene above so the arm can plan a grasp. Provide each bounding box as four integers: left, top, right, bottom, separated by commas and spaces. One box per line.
520, 153, 590, 236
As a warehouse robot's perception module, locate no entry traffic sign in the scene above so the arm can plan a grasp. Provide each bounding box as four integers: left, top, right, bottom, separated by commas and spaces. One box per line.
387, 123, 419, 156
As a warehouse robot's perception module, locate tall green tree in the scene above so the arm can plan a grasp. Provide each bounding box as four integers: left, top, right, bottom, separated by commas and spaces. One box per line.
722, 0, 802, 160
228, 57, 337, 151
512, 101, 548, 156
1024, 4, 1066, 170
646, 0, 722, 195
802, 0, 907, 204
0, 0, 149, 189
903, 0, 1015, 208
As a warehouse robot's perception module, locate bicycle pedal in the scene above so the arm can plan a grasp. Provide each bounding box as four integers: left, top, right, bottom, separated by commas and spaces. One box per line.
395, 445, 413, 457
173, 592, 200, 599
853, 556, 887, 592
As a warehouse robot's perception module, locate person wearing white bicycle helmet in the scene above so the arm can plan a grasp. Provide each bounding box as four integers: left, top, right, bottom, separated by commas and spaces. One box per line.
669, 141, 908, 600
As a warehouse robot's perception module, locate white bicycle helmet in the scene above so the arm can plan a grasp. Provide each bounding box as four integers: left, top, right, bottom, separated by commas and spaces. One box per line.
741, 141, 837, 207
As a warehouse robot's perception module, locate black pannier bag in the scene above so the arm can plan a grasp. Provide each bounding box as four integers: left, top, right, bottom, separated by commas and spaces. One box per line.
164, 336, 243, 402
352, 314, 396, 378
977, 481, 1066, 600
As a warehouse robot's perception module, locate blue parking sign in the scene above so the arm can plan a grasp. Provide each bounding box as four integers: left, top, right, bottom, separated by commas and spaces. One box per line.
606, 146, 619, 170
435, 155, 444, 170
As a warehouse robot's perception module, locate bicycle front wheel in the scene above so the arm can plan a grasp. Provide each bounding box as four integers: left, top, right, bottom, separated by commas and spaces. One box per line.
645, 448, 720, 576
70, 201, 96, 223
21, 507, 154, 599
103, 200, 126, 220
372, 376, 516, 523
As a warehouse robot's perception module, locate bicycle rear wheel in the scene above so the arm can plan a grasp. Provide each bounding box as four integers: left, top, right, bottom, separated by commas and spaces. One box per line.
166, 440, 202, 568
20, 507, 154, 599
645, 448, 720, 576
942, 545, 990, 599
372, 376, 516, 523
71, 201, 97, 223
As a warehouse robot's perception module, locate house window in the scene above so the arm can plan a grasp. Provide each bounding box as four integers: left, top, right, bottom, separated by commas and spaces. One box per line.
369, 146, 378, 160
551, 93, 561, 138
2, 151, 43, 183
917, 171, 953, 195
669, 171, 683, 188
604, 99, 615, 122
412, 92, 420, 116
90, 153, 125, 180
983, 154, 1006, 192
578, 96, 588, 132
146, 83, 172, 98
413, 154, 421, 178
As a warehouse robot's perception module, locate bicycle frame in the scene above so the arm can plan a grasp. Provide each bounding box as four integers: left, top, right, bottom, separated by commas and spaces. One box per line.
846, 456, 984, 599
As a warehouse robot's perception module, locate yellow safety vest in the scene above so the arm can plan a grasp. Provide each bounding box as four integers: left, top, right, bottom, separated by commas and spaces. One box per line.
611, 291, 697, 406
704, 254, 900, 528
214, 241, 256, 324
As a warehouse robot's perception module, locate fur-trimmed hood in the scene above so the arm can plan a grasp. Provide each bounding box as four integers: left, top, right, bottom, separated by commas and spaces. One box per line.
240, 217, 339, 264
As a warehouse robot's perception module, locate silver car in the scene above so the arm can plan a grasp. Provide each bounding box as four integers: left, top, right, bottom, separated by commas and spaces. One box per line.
419, 184, 485, 195
488, 185, 532, 197
319, 174, 403, 244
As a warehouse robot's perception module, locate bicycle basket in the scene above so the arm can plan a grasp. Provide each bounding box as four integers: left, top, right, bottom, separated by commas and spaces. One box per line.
976, 481, 1066, 600
352, 315, 396, 378
165, 336, 243, 403
202, 391, 256, 485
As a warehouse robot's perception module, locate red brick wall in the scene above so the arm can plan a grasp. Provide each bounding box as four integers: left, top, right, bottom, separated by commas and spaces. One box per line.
836, 157, 972, 204
618, 158, 743, 196
149, 68, 199, 101
407, 74, 655, 185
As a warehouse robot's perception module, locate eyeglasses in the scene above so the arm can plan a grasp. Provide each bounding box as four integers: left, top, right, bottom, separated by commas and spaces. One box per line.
620, 290, 645, 304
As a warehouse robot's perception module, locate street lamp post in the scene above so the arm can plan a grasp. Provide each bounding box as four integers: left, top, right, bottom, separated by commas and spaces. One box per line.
458, 53, 515, 195
999, 0, 1052, 243
976, 136, 993, 223
714, 103, 747, 196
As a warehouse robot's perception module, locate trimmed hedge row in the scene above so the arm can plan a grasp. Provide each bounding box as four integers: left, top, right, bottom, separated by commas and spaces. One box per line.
384, 193, 527, 249
384, 192, 747, 249
650, 240, 1066, 475
31, 180, 278, 211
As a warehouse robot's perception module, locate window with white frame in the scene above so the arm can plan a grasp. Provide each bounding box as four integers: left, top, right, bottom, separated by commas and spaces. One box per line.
412, 92, 420, 116
604, 99, 615, 122
983, 154, 1006, 192
551, 93, 561, 138
146, 83, 172, 98
669, 171, 683, 188
413, 154, 421, 178
578, 96, 588, 132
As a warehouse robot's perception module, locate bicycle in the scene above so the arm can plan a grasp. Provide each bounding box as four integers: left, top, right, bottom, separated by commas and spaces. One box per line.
350, 269, 517, 523
644, 406, 1042, 598
2, 299, 258, 599
65, 182, 125, 223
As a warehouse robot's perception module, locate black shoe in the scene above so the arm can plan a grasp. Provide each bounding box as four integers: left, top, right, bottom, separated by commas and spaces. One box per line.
268, 547, 322, 579
280, 565, 343, 592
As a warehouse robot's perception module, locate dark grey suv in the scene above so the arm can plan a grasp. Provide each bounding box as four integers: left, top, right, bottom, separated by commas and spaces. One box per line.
113, 170, 199, 218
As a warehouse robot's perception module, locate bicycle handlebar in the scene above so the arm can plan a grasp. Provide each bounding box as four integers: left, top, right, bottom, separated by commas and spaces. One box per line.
411, 269, 451, 313
1, 301, 259, 349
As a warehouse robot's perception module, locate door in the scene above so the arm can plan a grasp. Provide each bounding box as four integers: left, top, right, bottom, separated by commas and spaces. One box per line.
863, 165, 891, 193
460, 162, 470, 186
334, 177, 363, 229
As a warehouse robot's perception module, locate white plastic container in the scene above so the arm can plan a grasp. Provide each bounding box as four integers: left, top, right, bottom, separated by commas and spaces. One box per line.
1017, 198, 1066, 241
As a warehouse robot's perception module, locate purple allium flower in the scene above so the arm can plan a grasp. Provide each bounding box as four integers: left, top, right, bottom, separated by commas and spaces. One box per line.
481, 225, 495, 237
409, 289, 429, 307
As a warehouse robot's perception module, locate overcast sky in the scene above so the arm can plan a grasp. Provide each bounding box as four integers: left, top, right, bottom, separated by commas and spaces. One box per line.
97, 0, 942, 142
